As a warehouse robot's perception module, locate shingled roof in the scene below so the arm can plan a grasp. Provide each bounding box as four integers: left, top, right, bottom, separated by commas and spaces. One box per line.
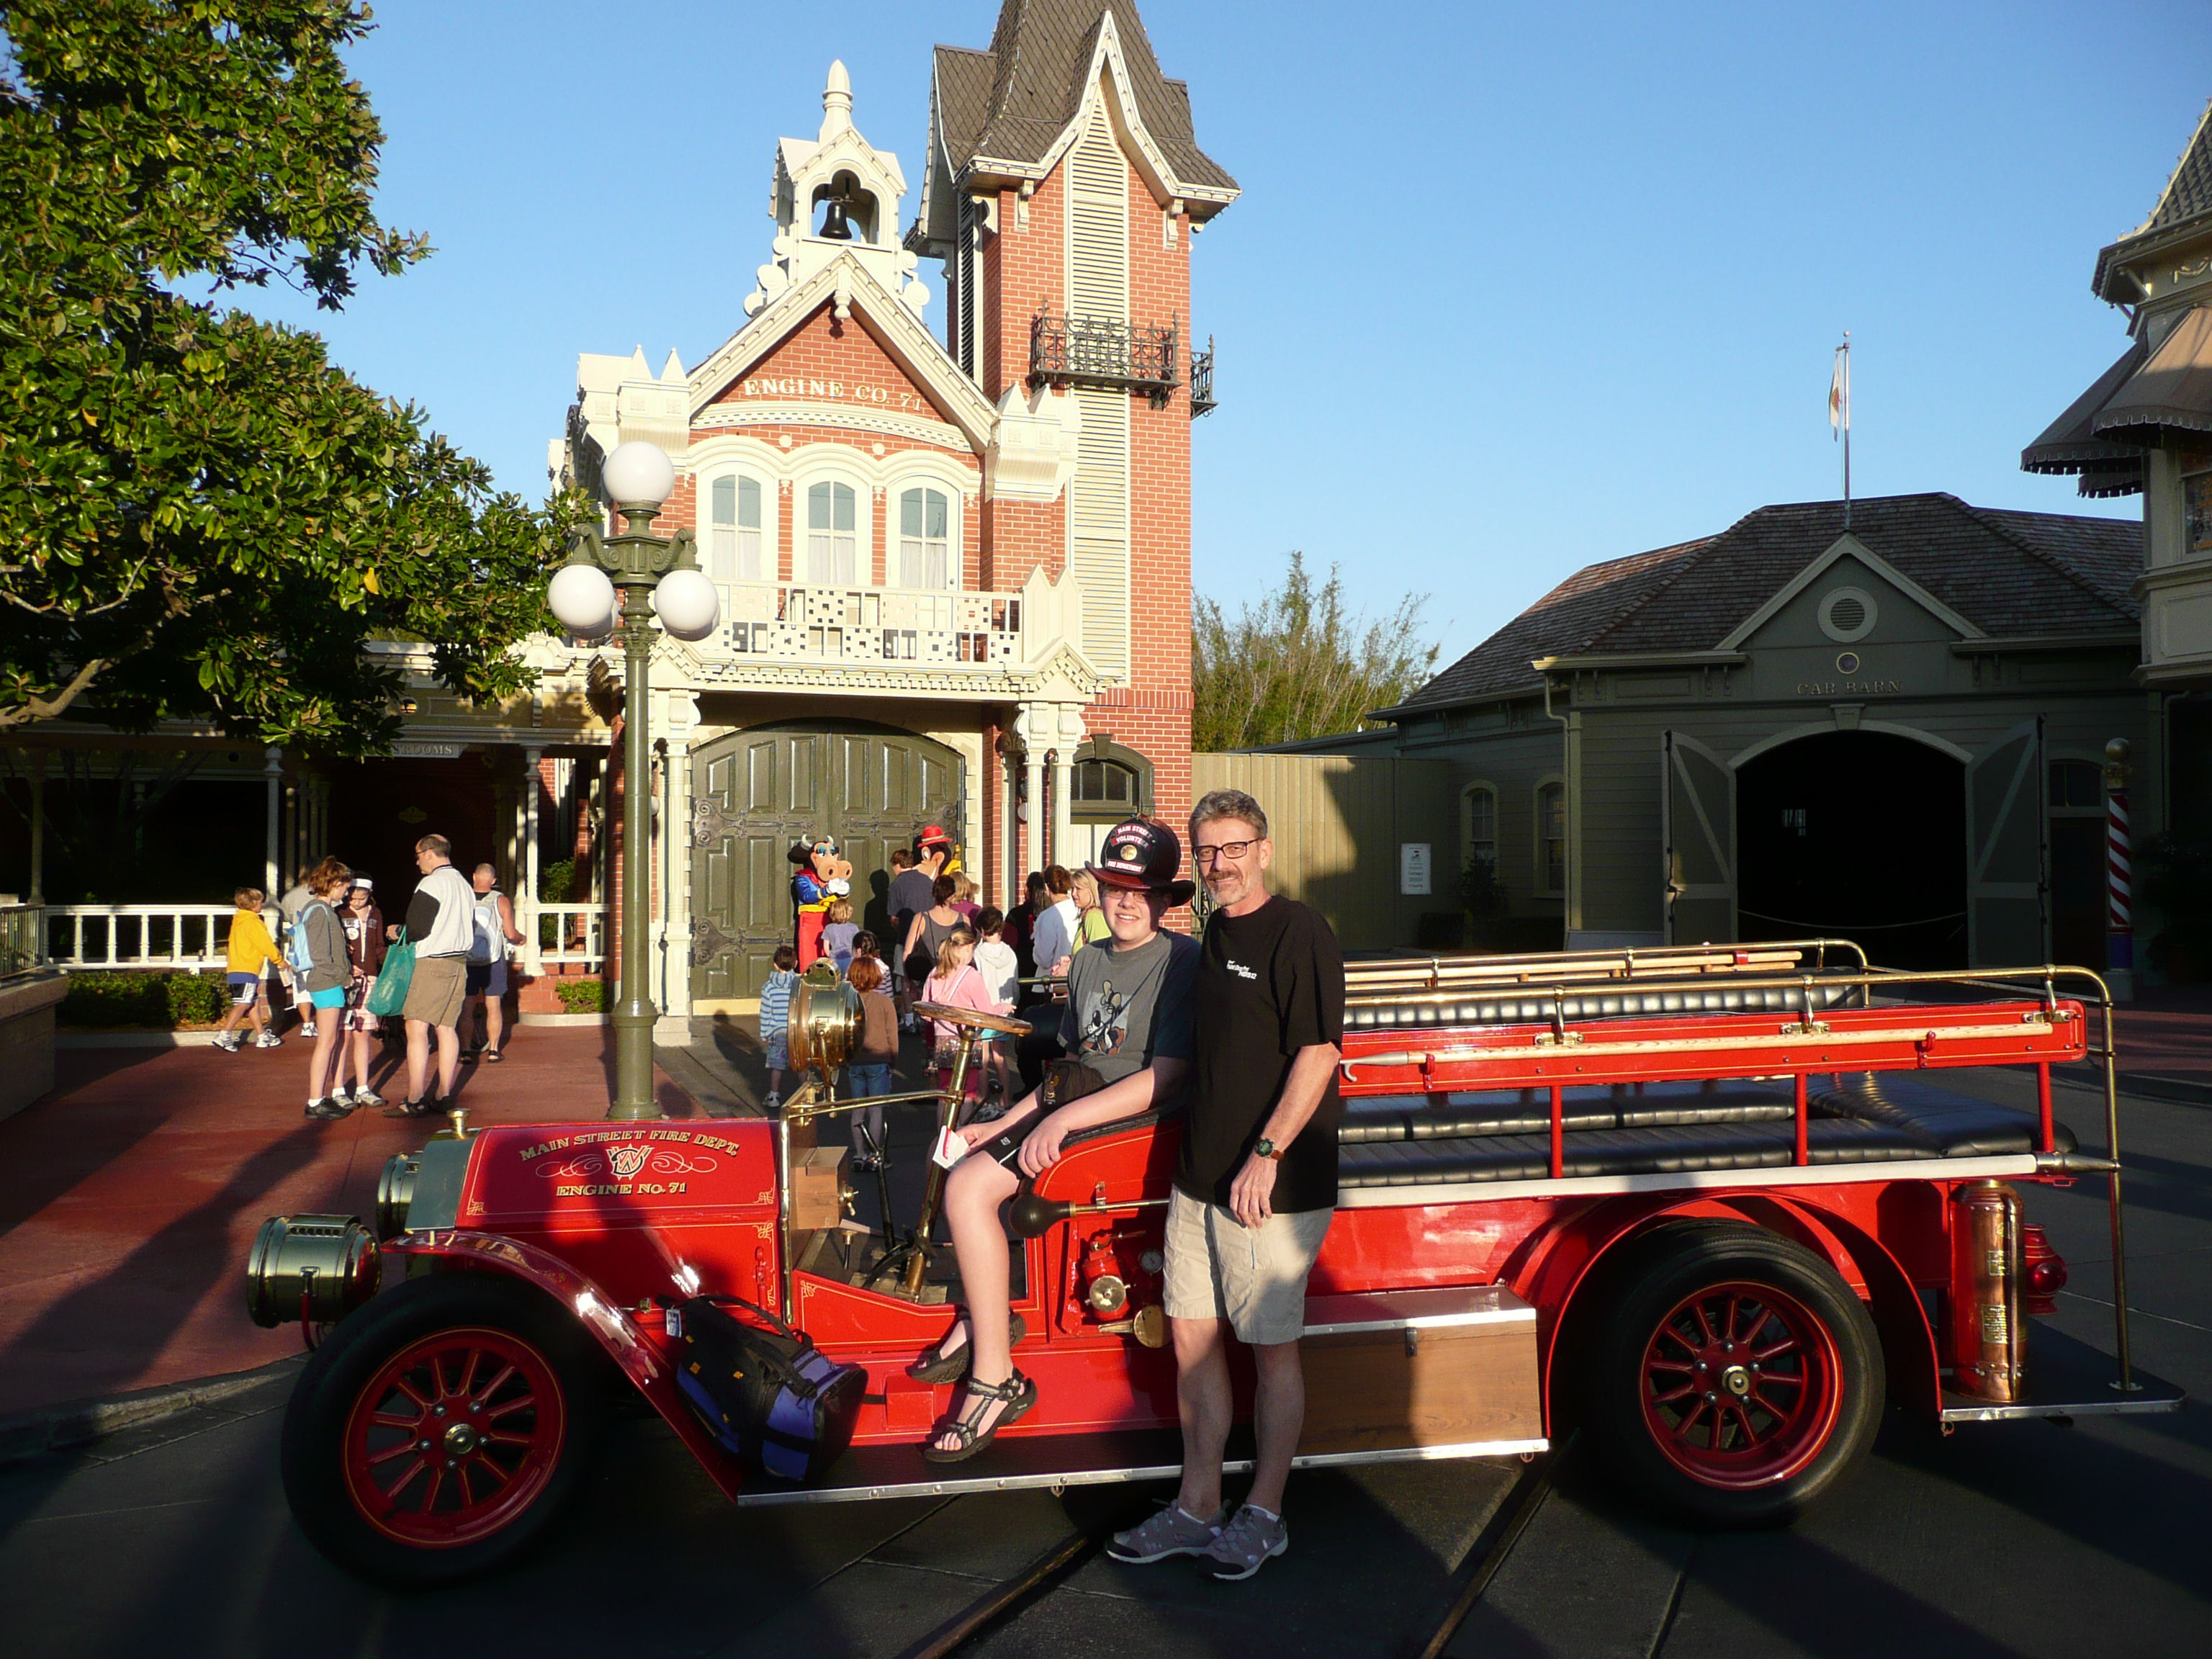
1386, 494, 2142, 716
934, 1, 1234, 195
2095, 97, 2212, 302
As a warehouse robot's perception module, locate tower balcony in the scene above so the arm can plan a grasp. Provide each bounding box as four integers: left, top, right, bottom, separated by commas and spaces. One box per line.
1029, 310, 1180, 408
1190, 336, 1217, 417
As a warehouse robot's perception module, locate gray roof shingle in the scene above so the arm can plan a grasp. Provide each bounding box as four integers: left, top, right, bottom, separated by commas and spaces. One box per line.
940, 1, 1234, 194
1390, 494, 2141, 715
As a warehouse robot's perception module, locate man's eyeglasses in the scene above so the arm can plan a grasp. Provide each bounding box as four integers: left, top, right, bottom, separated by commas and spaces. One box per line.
1193, 840, 1256, 868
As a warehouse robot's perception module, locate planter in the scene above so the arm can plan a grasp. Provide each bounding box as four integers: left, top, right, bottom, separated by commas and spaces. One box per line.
0, 970, 70, 1121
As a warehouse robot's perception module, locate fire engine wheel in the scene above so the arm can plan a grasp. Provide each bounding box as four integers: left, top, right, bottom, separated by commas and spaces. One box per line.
282, 1274, 604, 1586
1588, 1222, 1883, 1528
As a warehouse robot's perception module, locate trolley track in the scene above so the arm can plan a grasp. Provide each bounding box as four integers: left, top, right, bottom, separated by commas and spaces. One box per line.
891, 1442, 1566, 1659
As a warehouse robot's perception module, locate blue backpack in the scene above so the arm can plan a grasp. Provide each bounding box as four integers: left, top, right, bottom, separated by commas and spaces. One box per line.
287, 901, 329, 977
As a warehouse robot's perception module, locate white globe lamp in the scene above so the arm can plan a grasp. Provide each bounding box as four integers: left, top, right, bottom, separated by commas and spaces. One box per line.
548, 562, 618, 637
652, 567, 721, 642
601, 441, 675, 508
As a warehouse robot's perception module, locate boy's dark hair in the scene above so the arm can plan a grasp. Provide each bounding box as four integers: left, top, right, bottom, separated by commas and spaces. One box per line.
1045, 863, 1071, 895
235, 886, 264, 908
889, 848, 912, 870
851, 930, 880, 958
932, 873, 958, 903
771, 945, 797, 971
976, 906, 1004, 935
1026, 871, 1049, 899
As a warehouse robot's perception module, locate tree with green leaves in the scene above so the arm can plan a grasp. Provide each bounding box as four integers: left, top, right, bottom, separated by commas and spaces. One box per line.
0, 0, 572, 756
1192, 552, 1440, 751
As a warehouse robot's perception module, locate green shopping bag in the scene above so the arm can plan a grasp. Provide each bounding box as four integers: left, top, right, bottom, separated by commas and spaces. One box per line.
367, 928, 415, 1018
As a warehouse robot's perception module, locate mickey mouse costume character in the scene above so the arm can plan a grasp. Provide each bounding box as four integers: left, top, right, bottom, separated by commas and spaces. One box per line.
789, 836, 853, 969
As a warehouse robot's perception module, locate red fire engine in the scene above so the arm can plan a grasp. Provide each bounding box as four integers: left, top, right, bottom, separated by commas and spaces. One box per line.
248, 940, 2180, 1586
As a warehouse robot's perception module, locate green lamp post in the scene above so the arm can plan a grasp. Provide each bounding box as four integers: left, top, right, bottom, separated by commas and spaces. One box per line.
549, 441, 721, 1120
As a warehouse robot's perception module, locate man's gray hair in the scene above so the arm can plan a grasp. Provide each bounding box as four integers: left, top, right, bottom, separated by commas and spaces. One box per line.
1190, 788, 1269, 842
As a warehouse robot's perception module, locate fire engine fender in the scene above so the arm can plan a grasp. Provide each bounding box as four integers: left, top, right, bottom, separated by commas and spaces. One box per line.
385, 1230, 747, 1500
1511, 1192, 1941, 1433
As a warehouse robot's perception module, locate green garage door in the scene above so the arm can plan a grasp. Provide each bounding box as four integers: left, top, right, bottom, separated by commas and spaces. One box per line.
691, 722, 964, 999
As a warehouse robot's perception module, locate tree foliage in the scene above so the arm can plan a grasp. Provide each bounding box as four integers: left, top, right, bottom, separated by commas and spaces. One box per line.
0, 0, 574, 754
1192, 553, 1440, 751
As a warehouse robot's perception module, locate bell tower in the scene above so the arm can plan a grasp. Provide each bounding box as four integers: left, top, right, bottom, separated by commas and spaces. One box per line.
747, 61, 931, 323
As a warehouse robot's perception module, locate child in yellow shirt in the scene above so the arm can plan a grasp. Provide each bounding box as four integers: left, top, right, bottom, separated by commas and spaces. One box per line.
214, 886, 283, 1052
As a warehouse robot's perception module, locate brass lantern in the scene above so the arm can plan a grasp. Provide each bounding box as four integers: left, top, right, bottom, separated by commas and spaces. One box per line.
787, 963, 860, 1075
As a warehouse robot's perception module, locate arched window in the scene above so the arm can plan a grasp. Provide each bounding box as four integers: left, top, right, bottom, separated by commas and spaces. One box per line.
707, 474, 764, 582
804, 480, 858, 584
1069, 741, 1154, 824
1462, 783, 1498, 871
1536, 781, 1566, 895
897, 486, 954, 588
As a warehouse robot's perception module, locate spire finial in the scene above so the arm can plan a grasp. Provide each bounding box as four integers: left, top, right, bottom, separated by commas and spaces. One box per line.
820, 60, 853, 140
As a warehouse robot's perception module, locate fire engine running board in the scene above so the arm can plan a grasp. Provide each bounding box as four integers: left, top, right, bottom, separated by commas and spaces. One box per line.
1940, 1323, 2187, 1423
730, 1426, 1549, 1508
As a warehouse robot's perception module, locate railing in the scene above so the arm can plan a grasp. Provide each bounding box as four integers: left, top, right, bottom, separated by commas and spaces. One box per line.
716, 583, 1025, 668
1029, 310, 1179, 406
1190, 336, 1217, 416
1, 904, 42, 979
533, 903, 606, 971
42, 905, 233, 971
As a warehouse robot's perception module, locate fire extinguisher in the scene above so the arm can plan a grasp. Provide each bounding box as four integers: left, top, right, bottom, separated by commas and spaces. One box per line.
1951, 1180, 2025, 1403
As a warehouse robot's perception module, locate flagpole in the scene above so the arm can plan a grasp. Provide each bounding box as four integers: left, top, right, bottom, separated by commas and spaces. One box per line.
1841, 332, 1851, 529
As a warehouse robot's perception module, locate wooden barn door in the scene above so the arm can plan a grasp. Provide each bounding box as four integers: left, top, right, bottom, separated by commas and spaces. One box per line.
1663, 731, 1737, 946
690, 724, 964, 999
1966, 718, 2048, 968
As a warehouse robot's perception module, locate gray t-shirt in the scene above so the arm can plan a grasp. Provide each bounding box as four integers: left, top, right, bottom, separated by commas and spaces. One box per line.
1058, 929, 1199, 1085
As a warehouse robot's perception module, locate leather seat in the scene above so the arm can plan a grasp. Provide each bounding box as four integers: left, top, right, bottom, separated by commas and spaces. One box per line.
1809, 1074, 2075, 1157
1338, 1081, 1797, 1144
1339, 1118, 1928, 1188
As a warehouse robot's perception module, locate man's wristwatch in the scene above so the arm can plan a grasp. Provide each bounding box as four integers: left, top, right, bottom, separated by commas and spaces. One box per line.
1254, 1138, 1285, 1161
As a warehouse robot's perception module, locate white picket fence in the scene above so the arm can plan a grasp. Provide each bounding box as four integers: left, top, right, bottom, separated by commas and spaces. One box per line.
32, 901, 609, 976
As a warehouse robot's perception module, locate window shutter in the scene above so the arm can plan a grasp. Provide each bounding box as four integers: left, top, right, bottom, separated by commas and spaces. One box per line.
1066, 103, 1130, 678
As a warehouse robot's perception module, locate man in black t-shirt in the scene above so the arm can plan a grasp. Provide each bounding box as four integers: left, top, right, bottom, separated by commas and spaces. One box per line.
1109, 789, 1344, 1582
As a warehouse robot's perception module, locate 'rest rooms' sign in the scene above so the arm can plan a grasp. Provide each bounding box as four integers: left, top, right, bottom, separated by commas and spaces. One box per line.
461, 1124, 777, 1223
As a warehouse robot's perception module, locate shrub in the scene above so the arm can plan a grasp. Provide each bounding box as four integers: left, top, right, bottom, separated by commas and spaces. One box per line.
59, 971, 172, 1027
555, 978, 607, 1013
166, 972, 230, 1025
539, 858, 577, 948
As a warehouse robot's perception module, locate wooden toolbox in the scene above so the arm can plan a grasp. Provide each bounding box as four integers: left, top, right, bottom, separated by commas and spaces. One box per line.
1298, 1285, 1545, 1455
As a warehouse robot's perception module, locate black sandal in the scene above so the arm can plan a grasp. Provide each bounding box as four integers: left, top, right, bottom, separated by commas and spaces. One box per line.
920, 1370, 1036, 1465
381, 1097, 442, 1119
907, 1311, 1027, 1384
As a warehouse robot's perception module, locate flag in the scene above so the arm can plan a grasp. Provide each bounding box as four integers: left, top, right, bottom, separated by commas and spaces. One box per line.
1829, 342, 1850, 439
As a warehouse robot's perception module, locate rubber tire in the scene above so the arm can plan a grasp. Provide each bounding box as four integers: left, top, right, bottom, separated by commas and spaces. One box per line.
282, 1273, 605, 1587
1584, 1220, 1883, 1528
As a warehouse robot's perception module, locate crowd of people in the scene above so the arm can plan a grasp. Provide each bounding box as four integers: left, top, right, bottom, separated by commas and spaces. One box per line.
764, 794, 1341, 1583
211, 833, 524, 1123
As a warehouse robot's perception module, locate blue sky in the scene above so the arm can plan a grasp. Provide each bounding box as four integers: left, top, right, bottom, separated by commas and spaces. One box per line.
237, 0, 2207, 660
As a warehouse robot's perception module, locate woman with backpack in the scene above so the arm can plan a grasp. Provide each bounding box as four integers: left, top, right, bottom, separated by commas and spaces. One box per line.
900, 873, 965, 993
292, 858, 358, 1122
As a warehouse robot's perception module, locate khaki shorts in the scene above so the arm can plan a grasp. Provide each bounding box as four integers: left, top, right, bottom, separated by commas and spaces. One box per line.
403, 954, 468, 1029
1162, 1187, 1333, 1346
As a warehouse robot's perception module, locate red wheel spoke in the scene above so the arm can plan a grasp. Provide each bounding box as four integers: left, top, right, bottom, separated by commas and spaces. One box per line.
485, 1429, 537, 1448
469, 1363, 518, 1409
467, 1452, 513, 1488
382, 1456, 428, 1501
367, 1440, 424, 1468
420, 1462, 444, 1513
1648, 1382, 1696, 1406
1751, 1334, 1799, 1362
369, 1409, 421, 1430
1671, 1398, 1709, 1439
1689, 1300, 1718, 1346
482, 1393, 538, 1422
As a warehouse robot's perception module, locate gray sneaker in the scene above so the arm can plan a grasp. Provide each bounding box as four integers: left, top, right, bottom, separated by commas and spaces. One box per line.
1203, 1503, 1288, 1581
1107, 1503, 1226, 1564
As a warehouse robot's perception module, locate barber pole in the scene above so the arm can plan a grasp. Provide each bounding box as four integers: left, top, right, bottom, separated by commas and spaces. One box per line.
2105, 739, 2133, 976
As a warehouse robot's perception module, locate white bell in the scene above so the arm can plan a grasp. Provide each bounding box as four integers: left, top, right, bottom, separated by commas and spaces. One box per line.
652, 567, 721, 642
548, 563, 618, 637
